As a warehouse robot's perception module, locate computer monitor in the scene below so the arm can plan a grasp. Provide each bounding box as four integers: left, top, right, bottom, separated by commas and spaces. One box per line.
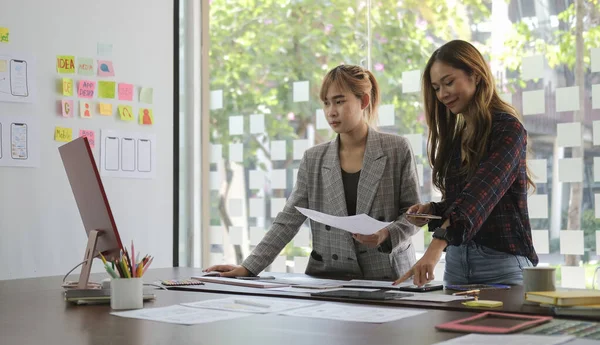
59, 137, 123, 289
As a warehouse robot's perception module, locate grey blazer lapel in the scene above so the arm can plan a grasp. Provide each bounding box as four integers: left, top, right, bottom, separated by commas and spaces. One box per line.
356, 128, 386, 215
322, 137, 348, 216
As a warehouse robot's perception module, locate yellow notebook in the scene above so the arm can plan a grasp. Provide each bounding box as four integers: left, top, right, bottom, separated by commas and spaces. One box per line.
525, 290, 600, 306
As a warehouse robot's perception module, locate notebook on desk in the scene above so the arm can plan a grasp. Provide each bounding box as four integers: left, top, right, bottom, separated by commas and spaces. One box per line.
64, 289, 156, 305
525, 290, 600, 307
190, 276, 289, 288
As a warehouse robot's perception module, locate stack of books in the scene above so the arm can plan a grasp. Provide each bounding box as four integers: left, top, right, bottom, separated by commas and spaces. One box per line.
525, 290, 600, 317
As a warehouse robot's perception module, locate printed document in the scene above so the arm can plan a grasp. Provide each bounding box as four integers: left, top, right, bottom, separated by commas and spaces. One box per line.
295, 207, 391, 235
182, 296, 316, 314
111, 305, 251, 325
278, 303, 426, 323
433, 334, 574, 345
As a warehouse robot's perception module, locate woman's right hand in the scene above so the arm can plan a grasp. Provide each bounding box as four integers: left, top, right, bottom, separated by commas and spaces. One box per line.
203, 264, 251, 278
405, 203, 434, 227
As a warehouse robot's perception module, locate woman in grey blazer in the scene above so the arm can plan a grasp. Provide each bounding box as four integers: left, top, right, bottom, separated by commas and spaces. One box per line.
205, 65, 421, 280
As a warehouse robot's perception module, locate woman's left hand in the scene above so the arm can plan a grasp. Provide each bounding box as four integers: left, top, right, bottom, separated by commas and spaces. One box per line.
352, 228, 390, 248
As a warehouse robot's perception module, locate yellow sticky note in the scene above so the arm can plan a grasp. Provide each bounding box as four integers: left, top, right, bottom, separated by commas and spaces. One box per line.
462, 300, 503, 308
56, 55, 75, 74
62, 78, 73, 96
99, 103, 113, 116
98, 81, 116, 99
0, 27, 9, 43
54, 127, 73, 142
118, 105, 134, 121
139, 108, 154, 125
0, 60, 6, 72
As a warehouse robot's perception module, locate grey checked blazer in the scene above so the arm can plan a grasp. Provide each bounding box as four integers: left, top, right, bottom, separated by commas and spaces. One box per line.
242, 127, 420, 280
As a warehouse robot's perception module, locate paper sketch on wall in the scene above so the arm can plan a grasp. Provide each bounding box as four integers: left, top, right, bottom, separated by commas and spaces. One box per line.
0, 54, 36, 103
0, 114, 40, 167
100, 129, 156, 179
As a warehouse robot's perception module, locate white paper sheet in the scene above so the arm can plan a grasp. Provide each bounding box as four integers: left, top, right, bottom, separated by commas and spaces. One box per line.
210, 144, 222, 164
293, 139, 310, 160
378, 104, 395, 127
595, 157, 600, 182
210, 226, 224, 245
249, 169, 265, 189
229, 143, 243, 162
182, 296, 316, 314
403, 133, 423, 156
433, 334, 573, 345
210, 171, 221, 190
293, 81, 309, 102
597, 231, 600, 255
100, 130, 157, 179
0, 54, 36, 103
271, 198, 286, 218
528, 159, 547, 183
558, 158, 583, 182
528, 194, 548, 219
250, 114, 265, 134
522, 90, 545, 115
295, 206, 391, 235
556, 87, 580, 112
229, 115, 244, 135
561, 266, 586, 289
0, 114, 40, 168
531, 230, 549, 254
389, 293, 473, 303
270, 140, 286, 161
228, 198, 243, 217
402, 70, 421, 93
593, 84, 600, 110
271, 169, 287, 189
111, 305, 252, 325
521, 55, 545, 80
249, 197, 264, 218
268, 287, 380, 294
591, 48, 600, 73
210, 89, 223, 110
596, 194, 600, 218
594, 121, 600, 146
557, 122, 582, 147
315, 109, 329, 130
559, 230, 584, 255
249, 227, 264, 245
278, 303, 426, 323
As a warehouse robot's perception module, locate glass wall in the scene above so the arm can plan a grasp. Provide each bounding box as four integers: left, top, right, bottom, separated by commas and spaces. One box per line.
198, 0, 600, 288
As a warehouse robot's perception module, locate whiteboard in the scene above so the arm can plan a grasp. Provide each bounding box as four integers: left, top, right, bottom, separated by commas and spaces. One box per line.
0, 0, 174, 280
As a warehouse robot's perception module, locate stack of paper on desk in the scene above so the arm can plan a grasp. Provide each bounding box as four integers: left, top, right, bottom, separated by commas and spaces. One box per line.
295, 206, 391, 235
191, 276, 289, 288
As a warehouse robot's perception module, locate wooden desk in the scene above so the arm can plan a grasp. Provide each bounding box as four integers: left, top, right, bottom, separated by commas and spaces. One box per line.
0, 268, 475, 345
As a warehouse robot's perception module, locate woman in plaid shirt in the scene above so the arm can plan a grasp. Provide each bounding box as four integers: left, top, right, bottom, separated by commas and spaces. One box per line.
395, 40, 538, 287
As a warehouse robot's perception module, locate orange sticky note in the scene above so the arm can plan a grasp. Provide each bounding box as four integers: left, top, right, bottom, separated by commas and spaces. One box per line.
54, 127, 72, 142
139, 108, 154, 125
118, 105, 133, 121
99, 103, 113, 116
80, 101, 92, 118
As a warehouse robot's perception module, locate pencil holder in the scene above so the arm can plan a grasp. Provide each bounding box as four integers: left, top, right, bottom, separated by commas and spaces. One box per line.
111, 278, 143, 310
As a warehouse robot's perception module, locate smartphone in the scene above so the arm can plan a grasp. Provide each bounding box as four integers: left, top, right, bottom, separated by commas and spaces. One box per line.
10, 122, 27, 160
104, 136, 119, 171
10, 59, 28, 97
121, 137, 135, 171
397, 283, 444, 292
137, 139, 151, 172
405, 213, 442, 220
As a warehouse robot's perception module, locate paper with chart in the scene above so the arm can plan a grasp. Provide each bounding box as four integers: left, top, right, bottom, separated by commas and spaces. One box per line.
278, 303, 426, 323
0, 114, 40, 167
0, 54, 36, 103
295, 207, 392, 235
111, 305, 252, 325
432, 334, 574, 345
182, 296, 316, 314
100, 129, 156, 179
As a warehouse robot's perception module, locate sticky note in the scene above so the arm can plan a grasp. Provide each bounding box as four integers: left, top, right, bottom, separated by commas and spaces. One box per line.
271, 198, 286, 218
210, 226, 224, 245
593, 84, 600, 110
210, 144, 222, 164
412, 229, 425, 252
62, 78, 73, 96
268, 256, 286, 272
402, 70, 421, 93
118, 105, 134, 121
270, 140, 286, 161
97, 42, 113, 56
556, 86, 580, 112
293, 257, 309, 273
79, 129, 96, 148
98, 103, 113, 116
249, 227, 265, 246
229, 115, 243, 135
249, 170, 265, 190
229, 227, 243, 245
0, 59, 6, 72
54, 127, 72, 142
77, 57, 94, 76
316, 109, 329, 130
210, 171, 222, 190
596, 194, 600, 218
531, 230, 549, 254
97, 60, 115, 77
79, 101, 92, 118
228, 198, 243, 217
294, 227, 310, 247
595, 157, 600, 182
528, 159, 547, 183
528, 194, 548, 219
522, 90, 545, 115
98, 81, 115, 99
118, 83, 134, 101
378, 104, 395, 127
140, 87, 153, 104
558, 158, 583, 182
271, 169, 286, 189
561, 266, 586, 289
61, 100, 73, 117
56, 55, 75, 74
293, 81, 309, 102
249, 198, 265, 218
521, 55, 544, 80
500, 93, 512, 104
417, 164, 424, 187
293, 139, 310, 160
77, 80, 95, 98
0, 27, 9, 43
139, 108, 154, 125
403, 134, 423, 156
229, 143, 243, 162
557, 122, 582, 147
592, 48, 600, 73
250, 114, 265, 134
559, 230, 584, 255
210, 90, 223, 110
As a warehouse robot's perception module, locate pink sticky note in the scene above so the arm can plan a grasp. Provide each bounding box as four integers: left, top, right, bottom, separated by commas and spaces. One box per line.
79, 129, 96, 148
61, 100, 74, 117
118, 83, 134, 101
78, 80, 96, 98
97, 60, 115, 77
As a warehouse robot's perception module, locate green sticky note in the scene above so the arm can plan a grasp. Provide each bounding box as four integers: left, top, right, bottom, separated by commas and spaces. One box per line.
57, 55, 75, 74
0, 27, 9, 43
62, 78, 73, 96
118, 105, 134, 121
140, 87, 153, 104
98, 81, 116, 99
77, 57, 94, 76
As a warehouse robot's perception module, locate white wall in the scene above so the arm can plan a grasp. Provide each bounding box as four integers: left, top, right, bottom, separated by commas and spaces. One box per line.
0, 0, 174, 279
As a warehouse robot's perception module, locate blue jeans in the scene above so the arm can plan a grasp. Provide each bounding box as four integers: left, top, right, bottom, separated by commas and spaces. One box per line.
444, 242, 532, 285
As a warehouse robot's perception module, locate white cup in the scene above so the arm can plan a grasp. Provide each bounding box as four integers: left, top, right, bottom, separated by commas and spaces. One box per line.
111, 278, 143, 310
523, 267, 556, 293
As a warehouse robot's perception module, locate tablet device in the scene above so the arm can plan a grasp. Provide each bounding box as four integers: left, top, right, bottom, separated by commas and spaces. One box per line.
435, 311, 552, 334
311, 290, 412, 301
397, 283, 444, 292
405, 213, 442, 220
445, 284, 511, 291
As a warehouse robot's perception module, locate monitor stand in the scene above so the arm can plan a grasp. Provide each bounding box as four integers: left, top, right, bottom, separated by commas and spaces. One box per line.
77, 229, 103, 289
